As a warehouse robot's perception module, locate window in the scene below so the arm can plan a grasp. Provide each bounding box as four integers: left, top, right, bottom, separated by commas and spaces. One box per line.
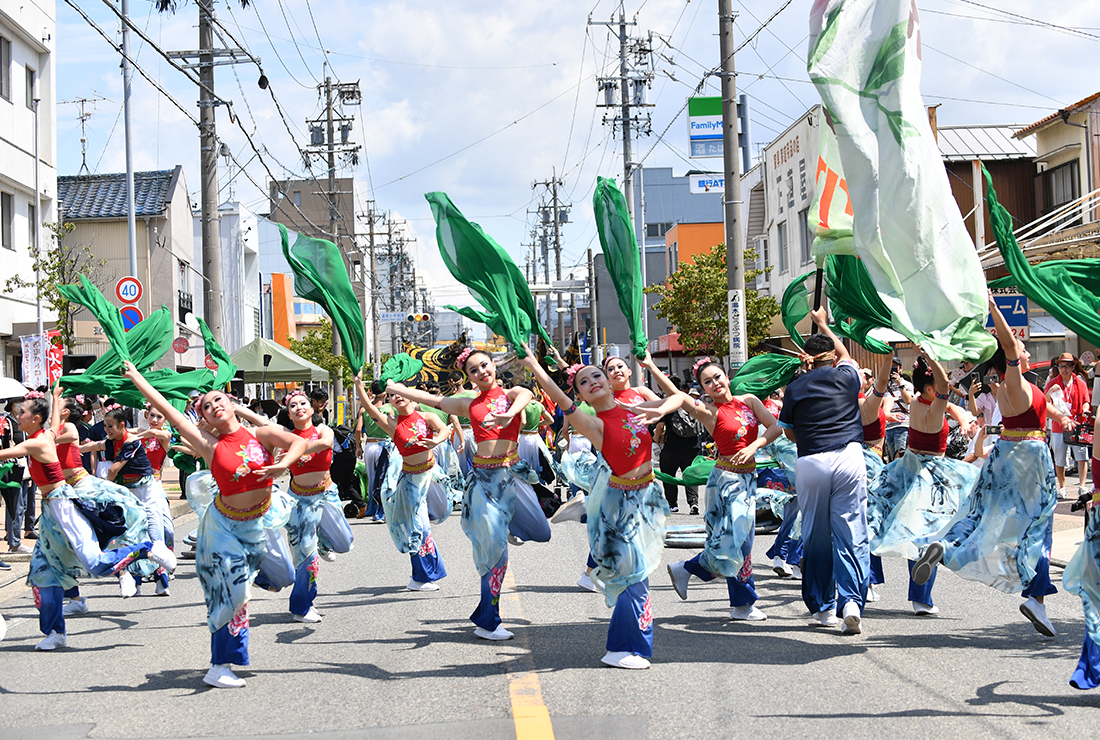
645, 222, 672, 239
25, 66, 34, 109
27, 203, 35, 250
1, 192, 12, 250
1041, 160, 1080, 214
0, 37, 9, 101
667, 241, 679, 274
292, 191, 302, 207
253, 308, 262, 338
776, 221, 788, 274
760, 237, 770, 274
799, 208, 813, 265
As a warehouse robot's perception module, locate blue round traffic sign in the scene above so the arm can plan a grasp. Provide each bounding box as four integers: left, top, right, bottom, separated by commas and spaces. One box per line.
120, 305, 144, 331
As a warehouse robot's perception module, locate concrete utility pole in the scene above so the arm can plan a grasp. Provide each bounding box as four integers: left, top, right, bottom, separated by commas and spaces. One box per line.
533, 172, 570, 349
592, 5, 654, 362
121, 0, 137, 278
719, 0, 747, 371
588, 247, 598, 362
360, 203, 384, 368
197, 0, 223, 343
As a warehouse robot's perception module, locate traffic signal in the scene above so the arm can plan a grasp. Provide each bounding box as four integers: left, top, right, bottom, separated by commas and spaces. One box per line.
406, 313, 432, 322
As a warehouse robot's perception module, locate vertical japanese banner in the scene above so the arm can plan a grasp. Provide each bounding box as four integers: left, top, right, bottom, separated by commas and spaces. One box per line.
20, 335, 47, 389
46, 330, 63, 385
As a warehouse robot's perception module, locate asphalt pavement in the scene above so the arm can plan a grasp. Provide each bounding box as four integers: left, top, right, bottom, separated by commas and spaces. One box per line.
2, 501, 1100, 740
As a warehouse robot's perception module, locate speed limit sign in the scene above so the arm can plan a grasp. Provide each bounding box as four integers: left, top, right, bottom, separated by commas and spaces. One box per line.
115, 277, 143, 304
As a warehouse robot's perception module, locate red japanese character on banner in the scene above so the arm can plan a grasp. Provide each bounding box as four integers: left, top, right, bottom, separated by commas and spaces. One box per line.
46, 330, 63, 385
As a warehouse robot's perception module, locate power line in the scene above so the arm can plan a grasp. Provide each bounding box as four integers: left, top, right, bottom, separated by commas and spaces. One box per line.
923, 43, 1067, 106
952, 0, 1100, 42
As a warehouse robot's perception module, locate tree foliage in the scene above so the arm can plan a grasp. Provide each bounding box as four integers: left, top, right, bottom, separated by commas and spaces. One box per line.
643, 243, 779, 357
4, 221, 110, 352
288, 318, 352, 388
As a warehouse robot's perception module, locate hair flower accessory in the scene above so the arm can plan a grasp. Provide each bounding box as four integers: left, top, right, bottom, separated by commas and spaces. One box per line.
284, 389, 308, 405
565, 363, 586, 388
456, 346, 475, 369
691, 356, 713, 376
24, 390, 46, 400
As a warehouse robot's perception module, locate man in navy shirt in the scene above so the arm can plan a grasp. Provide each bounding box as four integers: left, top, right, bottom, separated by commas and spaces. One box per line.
778, 308, 869, 635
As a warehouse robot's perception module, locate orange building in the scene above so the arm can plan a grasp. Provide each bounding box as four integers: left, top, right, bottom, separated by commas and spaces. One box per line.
663, 222, 725, 273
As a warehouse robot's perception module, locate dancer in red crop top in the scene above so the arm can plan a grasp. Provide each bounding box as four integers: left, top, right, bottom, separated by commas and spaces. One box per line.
867, 349, 980, 619
858, 353, 894, 603
521, 344, 678, 670
656, 357, 782, 622
123, 361, 307, 689
355, 374, 453, 593
0, 391, 171, 651
914, 293, 1075, 639
234, 390, 338, 625
386, 347, 550, 643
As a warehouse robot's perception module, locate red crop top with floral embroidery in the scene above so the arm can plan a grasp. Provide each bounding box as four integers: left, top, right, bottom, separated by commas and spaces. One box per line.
142, 436, 167, 472
613, 387, 647, 406
29, 429, 64, 486
595, 405, 652, 475
468, 386, 521, 444
713, 398, 760, 457
57, 439, 84, 470
393, 411, 433, 458
291, 425, 332, 474
212, 427, 273, 496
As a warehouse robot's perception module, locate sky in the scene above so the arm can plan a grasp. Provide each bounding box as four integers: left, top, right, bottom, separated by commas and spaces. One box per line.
53, 0, 1100, 313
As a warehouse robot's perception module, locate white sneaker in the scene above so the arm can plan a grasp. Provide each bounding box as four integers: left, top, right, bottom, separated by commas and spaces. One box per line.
507, 534, 526, 547
474, 626, 514, 641
551, 494, 586, 524
292, 606, 323, 623
407, 579, 440, 591
772, 556, 793, 578
912, 542, 943, 586
119, 572, 137, 598
203, 664, 246, 688
790, 565, 803, 580
666, 561, 690, 601
912, 601, 940, 616
866, 583, 880, 603
1020, 597, 1056, 636
147, 541, 177, 573
841, 601, 862, 634
155, 580, 170, 597
1057, 487, 1069, 501
319, 550, 337, 562
63, 597, 89, 616
814, 609, 839, 627
576, 572, 599, 592
35, 631, 67, 651
730, 605, 767, 621
601, 650, 651, 669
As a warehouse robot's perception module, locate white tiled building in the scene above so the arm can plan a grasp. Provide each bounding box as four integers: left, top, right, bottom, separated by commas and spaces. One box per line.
0, 2, 57, 377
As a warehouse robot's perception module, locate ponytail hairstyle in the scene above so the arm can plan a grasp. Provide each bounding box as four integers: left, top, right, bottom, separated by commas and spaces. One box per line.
21, 391, 50, 426
105, 406, 130, 428
62, 396, 84, 423
912, 356, 935, 394
692, 356, 723, 384
987, 346, 1007, 375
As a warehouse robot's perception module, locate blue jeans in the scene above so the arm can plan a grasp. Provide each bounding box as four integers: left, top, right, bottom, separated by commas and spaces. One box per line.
884, 427, 909, 461
2, 481, 26, 547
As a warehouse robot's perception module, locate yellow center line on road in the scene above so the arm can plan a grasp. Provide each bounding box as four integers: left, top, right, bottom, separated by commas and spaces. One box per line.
501, 567, 555, 740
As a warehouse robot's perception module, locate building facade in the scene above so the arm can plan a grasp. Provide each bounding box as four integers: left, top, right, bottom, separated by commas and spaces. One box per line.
0, 2, 57, 378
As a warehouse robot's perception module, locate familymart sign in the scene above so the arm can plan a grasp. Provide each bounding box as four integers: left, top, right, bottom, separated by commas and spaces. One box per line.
688, 96, 723, 158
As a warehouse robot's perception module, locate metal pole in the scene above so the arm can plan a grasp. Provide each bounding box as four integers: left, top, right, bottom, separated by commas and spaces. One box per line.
618, 6, 636, 352
367, 207, 379, 368
588, 247, 598, 363
121, 0, 137, 278
552, 172, 563, 350
198, 0, 223, 343
324, 71, 343, 396
719, 0, 747, 369
33, 99, 42, 339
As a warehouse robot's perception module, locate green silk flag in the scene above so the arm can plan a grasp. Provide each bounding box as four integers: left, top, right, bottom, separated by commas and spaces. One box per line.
781, 270, 816, 348
808, 122, 856, 261
377, 353, 424, 387
989, 259, 1100, 297
654, 454, 778, 487
808, 0, 995, 363
280, 224, 365, 372
984, 167, 1100, 348
729, 353, 803, 399
778, 262, 891, 354
57, 275, 131, 365
426, 192, 551, 358
593, 176, 647, 359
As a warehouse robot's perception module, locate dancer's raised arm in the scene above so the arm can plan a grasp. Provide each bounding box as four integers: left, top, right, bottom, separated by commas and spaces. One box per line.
122, 361, 218, 460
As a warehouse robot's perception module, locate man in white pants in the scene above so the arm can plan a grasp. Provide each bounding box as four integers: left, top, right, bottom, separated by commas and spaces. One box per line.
777, 309, 869, 635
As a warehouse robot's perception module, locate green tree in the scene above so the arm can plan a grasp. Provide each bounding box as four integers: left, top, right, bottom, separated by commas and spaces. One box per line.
4, 221, 110, 352
288, 318, 356, 388
643, 243, 779, 357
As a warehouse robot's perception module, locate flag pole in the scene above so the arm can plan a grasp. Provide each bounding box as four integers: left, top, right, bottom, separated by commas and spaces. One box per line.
810, 267, 824, 335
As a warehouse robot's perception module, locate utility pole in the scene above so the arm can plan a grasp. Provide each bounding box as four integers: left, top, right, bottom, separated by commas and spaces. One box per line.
532, 172, 570, 349
359, 203, 385, 369
121, 0, 137, 279
719, 0, 747, 371
588, 247, 598, 362
304, 66, 361, 398
592, 5, 654, 358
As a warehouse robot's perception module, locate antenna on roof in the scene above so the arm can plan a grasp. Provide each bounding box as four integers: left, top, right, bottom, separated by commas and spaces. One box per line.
61, 92, 111, 176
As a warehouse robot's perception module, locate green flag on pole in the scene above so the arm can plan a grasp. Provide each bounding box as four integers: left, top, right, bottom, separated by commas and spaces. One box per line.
425, 191, 551, 358
594, 176, 647, 359
280, 224, 365, 372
